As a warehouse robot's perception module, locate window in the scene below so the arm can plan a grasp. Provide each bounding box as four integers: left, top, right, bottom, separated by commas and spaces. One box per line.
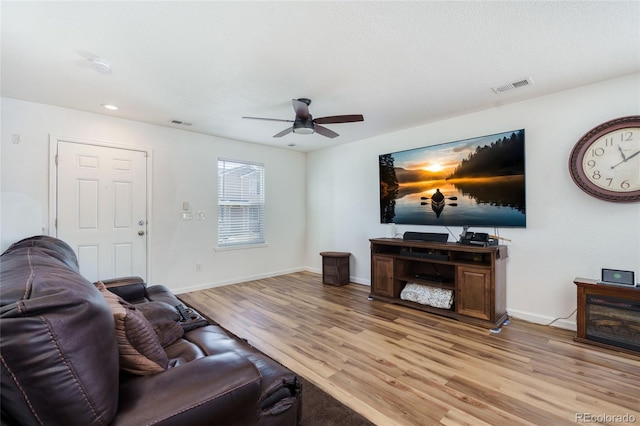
217, 158, 265, 247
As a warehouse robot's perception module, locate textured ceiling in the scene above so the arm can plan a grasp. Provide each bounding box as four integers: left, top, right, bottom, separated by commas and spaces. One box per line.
2, 1, 639, 152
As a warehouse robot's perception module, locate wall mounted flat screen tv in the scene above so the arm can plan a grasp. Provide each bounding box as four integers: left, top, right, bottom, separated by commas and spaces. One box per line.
380, 129, 526, 228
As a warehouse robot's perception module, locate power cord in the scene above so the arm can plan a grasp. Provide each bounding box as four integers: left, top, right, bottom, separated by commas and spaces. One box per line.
444, 225, 458, 242
543, 308, 577, 326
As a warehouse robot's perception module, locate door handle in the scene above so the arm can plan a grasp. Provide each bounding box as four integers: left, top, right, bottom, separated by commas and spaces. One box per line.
138, 230, 145, 236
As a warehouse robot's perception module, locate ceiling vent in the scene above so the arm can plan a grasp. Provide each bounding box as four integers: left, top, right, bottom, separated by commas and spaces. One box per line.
170, 119, 193, 126
491, 77, 534, 94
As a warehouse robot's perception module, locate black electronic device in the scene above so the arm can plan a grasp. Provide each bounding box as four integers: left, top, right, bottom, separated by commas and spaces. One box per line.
458, 232, 497, 247
175, 304, 192, 321
414, 273, 448, 283
403, 232, 449, 243
598, 269, 636, 287
400, 250, 449, 261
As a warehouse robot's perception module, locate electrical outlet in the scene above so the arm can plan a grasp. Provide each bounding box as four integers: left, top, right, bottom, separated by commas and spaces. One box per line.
195, 263, 201, 272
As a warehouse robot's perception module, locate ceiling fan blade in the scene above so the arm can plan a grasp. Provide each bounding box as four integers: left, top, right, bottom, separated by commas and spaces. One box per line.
243, 116, 294, 123
314, 114, 364, 124
292, 99, 310, 119
314, 125, 339, 138
273, 127, 293, 138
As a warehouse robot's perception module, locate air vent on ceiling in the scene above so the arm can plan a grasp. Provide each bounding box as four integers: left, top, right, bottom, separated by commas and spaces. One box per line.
170, 119, 193, 126
491, 77, 534, 94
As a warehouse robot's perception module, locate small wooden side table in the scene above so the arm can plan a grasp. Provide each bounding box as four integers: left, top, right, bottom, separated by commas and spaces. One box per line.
320, 252, 350, 286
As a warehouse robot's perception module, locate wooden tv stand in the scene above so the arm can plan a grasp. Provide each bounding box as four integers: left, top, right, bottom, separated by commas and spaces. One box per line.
369, 238, 508, 329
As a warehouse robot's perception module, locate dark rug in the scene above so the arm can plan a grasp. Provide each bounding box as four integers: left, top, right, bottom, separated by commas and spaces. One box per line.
300, 377, 374, 426
177, 301, 373, 425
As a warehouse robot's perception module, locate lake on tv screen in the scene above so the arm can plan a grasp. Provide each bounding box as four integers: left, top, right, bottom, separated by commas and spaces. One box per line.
383, 178, 526, 227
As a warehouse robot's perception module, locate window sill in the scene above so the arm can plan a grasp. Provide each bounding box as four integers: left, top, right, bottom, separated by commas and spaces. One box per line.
214, 243, 268, 252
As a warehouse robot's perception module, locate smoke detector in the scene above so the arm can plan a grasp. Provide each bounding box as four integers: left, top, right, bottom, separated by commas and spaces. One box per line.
91, 58, 112, 74
491, 77, 534, 94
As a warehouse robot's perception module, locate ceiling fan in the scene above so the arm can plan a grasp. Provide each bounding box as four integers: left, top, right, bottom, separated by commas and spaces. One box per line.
243, 98, 364, 138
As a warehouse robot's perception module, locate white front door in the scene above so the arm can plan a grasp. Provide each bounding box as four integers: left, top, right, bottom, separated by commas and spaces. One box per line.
55, 140, 148, 282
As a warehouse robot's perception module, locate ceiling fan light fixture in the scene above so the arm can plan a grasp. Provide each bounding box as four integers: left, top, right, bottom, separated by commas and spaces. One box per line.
292, 120, 315, 135
244, 98, 363, 139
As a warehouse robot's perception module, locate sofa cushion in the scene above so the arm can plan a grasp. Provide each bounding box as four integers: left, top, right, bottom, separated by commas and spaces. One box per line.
151, 319, 186, 348
97, 282, 168, 375
2, 235, 81, 272
136, 300, 180, 322
135, 301, 185, 347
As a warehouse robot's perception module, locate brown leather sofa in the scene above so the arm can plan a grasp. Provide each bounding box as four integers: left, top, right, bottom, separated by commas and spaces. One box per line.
1, 236, 302, 425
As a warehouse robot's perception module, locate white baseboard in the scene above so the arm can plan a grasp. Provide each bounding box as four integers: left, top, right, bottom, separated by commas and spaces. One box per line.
305, 266, 321, 275
174, 267, 306, 295
348, 275, 370, 286
304, 267, 370, 286
507, 309, 577, 331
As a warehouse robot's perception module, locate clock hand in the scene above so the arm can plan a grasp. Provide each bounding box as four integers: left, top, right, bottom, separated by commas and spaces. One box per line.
625, 150, 640, 161
611, 150, 640, 169
618, 145, 627, 161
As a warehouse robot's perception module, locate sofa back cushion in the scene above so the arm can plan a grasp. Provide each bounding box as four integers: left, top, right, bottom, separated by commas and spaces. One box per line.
3, 235, 81, 272
1, 237, 119, 426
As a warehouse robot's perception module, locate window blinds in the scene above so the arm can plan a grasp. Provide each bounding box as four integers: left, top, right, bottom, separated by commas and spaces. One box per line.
217, 159, 265, 247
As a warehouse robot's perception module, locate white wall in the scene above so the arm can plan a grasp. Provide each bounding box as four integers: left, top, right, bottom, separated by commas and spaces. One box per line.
3, 75, 638, 328
1, 98, 307, 293
306, 73, 640, 329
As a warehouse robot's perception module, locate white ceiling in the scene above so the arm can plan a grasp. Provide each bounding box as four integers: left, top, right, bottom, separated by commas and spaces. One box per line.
2, 1, 639, 152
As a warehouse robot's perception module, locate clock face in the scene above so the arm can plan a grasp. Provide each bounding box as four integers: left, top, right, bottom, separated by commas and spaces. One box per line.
569, 116, 640, 202
581, 126, 640, 192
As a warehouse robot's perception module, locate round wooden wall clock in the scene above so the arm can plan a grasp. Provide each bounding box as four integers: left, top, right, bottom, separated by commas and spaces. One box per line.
569, 115, 640, 202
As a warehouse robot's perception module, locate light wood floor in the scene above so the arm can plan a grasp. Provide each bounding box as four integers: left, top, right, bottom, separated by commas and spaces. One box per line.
180, 272, 640, 426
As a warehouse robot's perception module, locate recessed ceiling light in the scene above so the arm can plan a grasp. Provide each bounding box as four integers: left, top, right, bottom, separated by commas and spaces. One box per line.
102, 104, 119, 111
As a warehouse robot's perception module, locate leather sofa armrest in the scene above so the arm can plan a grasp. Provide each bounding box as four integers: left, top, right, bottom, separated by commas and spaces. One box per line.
100, 276, 146, 287
146, 284, 182, 306
112, 353, 262, 426
99, 276, 147, 303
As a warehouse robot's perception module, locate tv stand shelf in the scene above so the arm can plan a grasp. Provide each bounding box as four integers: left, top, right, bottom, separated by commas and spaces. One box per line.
369, 238, 508, 329
397, 275, 454, 290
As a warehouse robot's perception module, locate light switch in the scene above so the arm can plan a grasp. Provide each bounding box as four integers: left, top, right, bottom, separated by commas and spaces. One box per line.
182, 201, 190, 211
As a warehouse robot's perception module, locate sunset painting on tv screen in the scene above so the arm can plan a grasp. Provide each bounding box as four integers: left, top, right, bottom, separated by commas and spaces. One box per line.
379, 129, 526, 228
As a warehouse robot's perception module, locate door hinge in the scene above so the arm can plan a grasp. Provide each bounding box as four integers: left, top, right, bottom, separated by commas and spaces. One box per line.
55, 155, 59, 165
54, 218, 57, 228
